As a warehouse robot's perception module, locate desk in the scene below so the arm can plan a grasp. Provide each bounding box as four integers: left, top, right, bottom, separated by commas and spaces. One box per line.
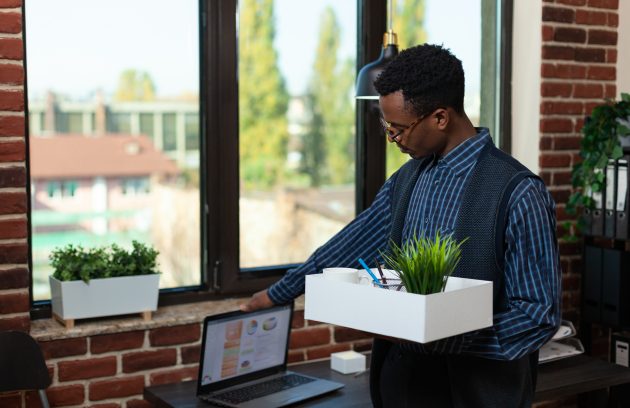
144, 355, 630, 407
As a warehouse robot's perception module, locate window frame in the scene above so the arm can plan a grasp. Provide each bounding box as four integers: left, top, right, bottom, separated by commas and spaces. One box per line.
27, 0, 513, 317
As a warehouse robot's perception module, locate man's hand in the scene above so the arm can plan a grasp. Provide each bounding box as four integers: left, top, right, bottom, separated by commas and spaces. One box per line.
240, 289, 274, 312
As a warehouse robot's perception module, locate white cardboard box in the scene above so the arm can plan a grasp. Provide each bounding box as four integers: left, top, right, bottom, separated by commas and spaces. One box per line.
330, 351, 366, 374
304, 273, 493, 343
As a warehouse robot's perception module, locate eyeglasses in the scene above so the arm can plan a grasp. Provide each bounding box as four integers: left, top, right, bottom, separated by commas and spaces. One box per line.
379, 114, 426, 142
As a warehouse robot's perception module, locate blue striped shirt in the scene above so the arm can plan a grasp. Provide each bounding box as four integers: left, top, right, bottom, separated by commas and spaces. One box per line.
268, 128, 561, 360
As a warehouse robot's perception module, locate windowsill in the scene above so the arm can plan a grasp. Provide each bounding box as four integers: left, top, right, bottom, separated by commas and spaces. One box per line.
31, 295, 305, 341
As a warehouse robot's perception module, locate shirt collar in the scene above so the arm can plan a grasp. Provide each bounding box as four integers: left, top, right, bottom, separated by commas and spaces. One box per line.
435, 127, 492, 176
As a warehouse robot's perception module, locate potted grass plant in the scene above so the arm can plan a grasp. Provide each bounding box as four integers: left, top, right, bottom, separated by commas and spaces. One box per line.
49, 240, 160, 328
380, 232, 467, 295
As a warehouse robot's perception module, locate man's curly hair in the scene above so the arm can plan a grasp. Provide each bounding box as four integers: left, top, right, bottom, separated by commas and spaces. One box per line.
374, 44, 465, 116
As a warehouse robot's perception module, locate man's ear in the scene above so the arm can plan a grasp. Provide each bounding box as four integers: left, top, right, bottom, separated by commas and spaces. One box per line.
433, 108, 449, 130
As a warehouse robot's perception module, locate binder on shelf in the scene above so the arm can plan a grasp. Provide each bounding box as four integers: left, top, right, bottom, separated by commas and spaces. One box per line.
604, 159, 617, 238
617, 156, 629, 240
583, 245, 603, 323
583, 186, 593, 236
591, 167, 605, 237
602, 248, 630, 327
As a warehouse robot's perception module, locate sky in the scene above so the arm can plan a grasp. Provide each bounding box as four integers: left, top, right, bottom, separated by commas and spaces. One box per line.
25, 0, 481, 102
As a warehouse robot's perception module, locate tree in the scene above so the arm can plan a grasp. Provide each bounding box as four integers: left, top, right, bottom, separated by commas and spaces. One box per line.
301, 7, 355, 187
239, 0, 290, 190
114, 69, 156, 102
386, 0, 427, 176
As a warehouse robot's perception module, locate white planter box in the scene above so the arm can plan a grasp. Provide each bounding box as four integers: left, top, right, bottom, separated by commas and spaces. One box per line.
50, 274, 160, 320
305, 272, 493, 344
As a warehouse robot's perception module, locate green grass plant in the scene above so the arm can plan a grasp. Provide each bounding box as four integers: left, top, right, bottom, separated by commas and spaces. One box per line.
380, 232, 467, 295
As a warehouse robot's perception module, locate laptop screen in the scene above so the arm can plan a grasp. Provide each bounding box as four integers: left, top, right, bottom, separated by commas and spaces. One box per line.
198, 304, 292, 389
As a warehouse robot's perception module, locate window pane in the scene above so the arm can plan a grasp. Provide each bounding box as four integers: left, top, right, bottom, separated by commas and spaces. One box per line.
238, 0, 357, 268
25, 0, 201, 300
386, 0, 488, 176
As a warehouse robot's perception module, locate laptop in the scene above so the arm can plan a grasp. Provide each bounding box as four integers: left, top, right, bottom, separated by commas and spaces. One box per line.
196, 303, 344, 407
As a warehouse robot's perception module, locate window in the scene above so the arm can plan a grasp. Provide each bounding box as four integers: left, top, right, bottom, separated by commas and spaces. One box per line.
46, 180, 77, 199
26, 0, 511, 306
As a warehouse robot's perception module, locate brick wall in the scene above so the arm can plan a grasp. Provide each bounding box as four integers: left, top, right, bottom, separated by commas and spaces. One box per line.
539, 0, 618, 358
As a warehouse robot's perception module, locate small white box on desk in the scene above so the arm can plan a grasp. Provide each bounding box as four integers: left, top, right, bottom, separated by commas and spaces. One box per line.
305, 274, 493, 344
330, 351, 366, 374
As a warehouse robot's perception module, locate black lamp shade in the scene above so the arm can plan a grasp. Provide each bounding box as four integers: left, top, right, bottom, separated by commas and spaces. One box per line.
355, 44, 399, 100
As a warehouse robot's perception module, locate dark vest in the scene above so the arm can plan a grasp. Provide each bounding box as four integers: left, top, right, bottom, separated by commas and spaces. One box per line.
370, 141, 542, 408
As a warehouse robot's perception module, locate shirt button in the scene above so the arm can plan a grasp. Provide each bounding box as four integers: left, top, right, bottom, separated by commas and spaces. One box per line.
424, 218, 429, 223
434, 179, 439, 185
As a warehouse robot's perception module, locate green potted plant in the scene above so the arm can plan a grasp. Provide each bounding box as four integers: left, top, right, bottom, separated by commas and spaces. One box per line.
380, 232, 467, 295
566, 93, 630, 236
49, 240, 160, 328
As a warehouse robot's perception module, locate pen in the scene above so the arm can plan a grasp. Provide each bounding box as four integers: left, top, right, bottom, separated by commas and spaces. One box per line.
374, 257, 387, 284
358, 258, 382, 287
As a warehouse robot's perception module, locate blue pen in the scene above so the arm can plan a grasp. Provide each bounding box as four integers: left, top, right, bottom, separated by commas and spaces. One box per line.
358, 258, 383, 287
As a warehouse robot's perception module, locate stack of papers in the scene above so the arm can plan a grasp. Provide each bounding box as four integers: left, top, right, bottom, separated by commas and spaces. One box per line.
538, 320, 584, 363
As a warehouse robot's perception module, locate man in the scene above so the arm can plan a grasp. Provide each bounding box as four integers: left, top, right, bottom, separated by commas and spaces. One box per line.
241, 44, 561, 407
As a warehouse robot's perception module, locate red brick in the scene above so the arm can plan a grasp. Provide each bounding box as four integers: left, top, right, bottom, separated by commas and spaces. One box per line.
584, 102, 601, 115
540, 171, 552, 185
89, 376, 144, 401
289, 327, 330, 349
181, 344, 201, 364
0, 0, 22, 6
588, 29, 617, 45
0, 392, 20, 408
0, 90, 23, 111
126, 399, 154, 408
540, 154, 571, 168
306, 344, 351, 360
0, 141, 25, 161
149, 366, 198, 386
554, 27, 586, 43
0, 166, 25, 187
0, 192, 26, 214
0, 315, 28, 331
334, 327, 372, 343
563, 275, 581, 291
576, 9, 607, 25
288, 350, 305, 364
89, 404, 121, 408
46, 384, 85, 406
539, 137, 553, 150
306, 320, 325, 326
587, 66, 615, 80
40, 337, 87, 359
0, 64, 23, 85
574, 47, 606, 62
557, 0, 586, 4
574, 83, 603, 98
0, 116, 24, 136
550, 188, 572, 203
149, 323, 199, 346
607, 12, 618, 26
552, 171, 573, 185
0, 243, 27, 264
587, 0, 619, 9
542, 45, 575, 60
541, 63, 586, 79
0, 267, 28, 289
607, 49, 617, 62
0, 218, 26, 239
542, 6, 575, 22
0, 291, 28, 313
91, 330, 144, 354
354, 341, 373, 353
605, 84, 616, 98
292, 309, 304, 328
0, 13, 20, 34
542, 25, 554, 41
122, 349, 177, 373
540, 118, 573, 133
541, 82, 572, 97
0, 38, 22, 60
554, 136, 583, 150
559, 241, 581, 256
58, 356, 117, 381
540, 101, 583, 115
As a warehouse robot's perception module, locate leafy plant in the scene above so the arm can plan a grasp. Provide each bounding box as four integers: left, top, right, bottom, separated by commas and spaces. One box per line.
566, 93, 630, 237
380, 232, 467, 295
50, 241, 159, 283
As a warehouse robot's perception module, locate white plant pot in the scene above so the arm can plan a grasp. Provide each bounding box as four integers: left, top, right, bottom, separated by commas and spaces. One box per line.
49, 274, 160, 320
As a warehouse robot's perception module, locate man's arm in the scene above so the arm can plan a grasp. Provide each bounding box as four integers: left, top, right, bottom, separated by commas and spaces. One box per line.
240, 177, 395, 311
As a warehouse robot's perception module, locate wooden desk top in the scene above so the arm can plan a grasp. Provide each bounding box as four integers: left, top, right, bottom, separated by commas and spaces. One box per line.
144, 354, 630, 407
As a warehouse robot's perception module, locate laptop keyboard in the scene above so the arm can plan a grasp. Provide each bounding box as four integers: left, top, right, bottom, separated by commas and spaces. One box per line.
209, 374, 316, 405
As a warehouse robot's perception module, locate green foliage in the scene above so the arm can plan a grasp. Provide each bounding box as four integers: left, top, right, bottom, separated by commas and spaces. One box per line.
393, 0, 428, 50
565, 93, 630, 236
50, 241, 159, 283
239, 0, 290, 190
380, 232, 467, 295
114, 69, 156, 102
300, 7, 355, 187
